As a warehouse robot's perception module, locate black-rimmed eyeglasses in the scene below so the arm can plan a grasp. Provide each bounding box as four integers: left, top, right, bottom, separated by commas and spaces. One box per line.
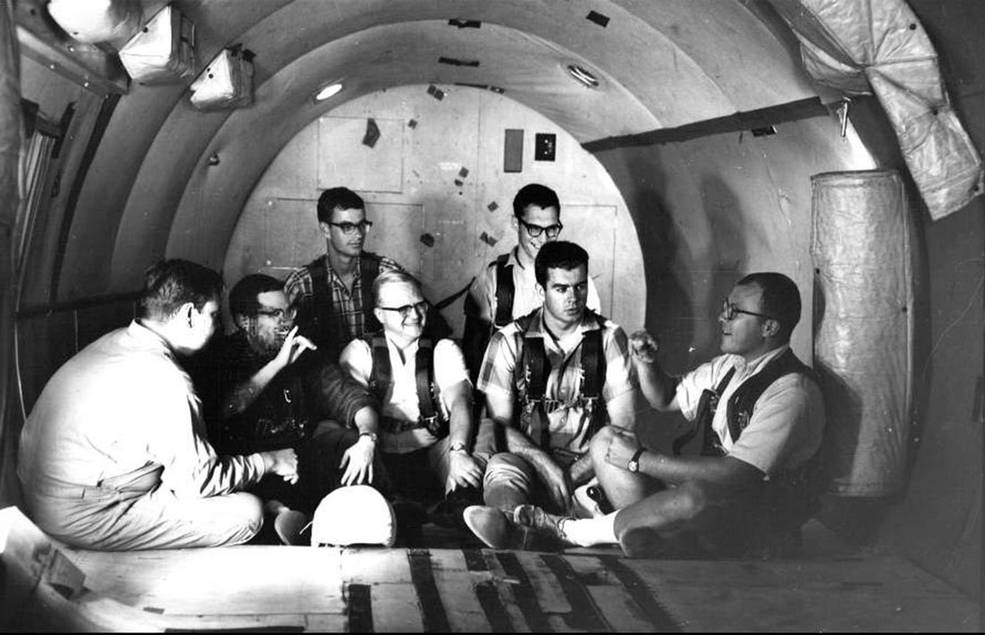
256, 305, 298, 321
378, 300, 428, 318
329, 220, 373, 234
519, 219, 563, 239
721, 298, 775, 321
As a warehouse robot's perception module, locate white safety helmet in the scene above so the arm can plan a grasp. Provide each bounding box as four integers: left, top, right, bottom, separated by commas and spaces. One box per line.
310, 485, 397, 547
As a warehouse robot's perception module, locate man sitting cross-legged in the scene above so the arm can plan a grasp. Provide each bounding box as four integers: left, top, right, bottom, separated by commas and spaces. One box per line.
462, 241, 639, 550
193, 273, 384, 543
502, 272, 826, 558
339, 270, 496, 542
18, 260, 298, 550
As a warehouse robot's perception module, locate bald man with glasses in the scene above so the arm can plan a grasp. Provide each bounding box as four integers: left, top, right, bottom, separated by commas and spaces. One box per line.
339, 270, 496, 542
462, 183, 602, 381
501, 272, 826, 559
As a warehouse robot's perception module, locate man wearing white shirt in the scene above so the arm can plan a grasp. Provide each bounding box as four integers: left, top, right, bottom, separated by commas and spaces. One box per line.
339, 270, 493, 534
17, 260, 298, 550
507, 272, 826, 558
462, 183, 601, 380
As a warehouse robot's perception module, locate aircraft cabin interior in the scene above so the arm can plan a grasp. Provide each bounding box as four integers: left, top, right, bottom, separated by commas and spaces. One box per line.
0, 0, 983, 631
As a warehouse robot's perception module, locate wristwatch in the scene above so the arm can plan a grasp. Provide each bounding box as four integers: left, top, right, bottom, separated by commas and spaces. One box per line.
359, 431, 379, 445
449, 441, 468, 454
627, 447, 646, 473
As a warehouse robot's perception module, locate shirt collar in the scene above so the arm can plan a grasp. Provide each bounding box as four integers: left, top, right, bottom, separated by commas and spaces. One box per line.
129, 319, 176, 359
383, 332, 420, 361
506, 246, 525, 270
521, 308, 602, 339
729, 344, 790, 376
323, 254, 363, 281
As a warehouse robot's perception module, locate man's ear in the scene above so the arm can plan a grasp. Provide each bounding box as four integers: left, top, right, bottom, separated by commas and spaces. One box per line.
510, 215, 519, 231
234, 313, 249, 331
180, 302, 196, 327
536, 282, 545, 300
373, 307, 385, 324
762, 318, 780, 338
319, 221, 332, 238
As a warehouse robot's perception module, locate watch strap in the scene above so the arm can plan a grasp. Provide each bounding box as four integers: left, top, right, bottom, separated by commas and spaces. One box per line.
628, 446, 646, 470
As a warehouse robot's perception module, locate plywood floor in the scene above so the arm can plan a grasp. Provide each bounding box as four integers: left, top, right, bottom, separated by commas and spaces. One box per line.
59, 538, 978, 632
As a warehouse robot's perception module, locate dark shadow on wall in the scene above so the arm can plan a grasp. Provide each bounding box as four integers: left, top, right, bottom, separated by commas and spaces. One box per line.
698, 174, 749, 362
621, 155, 693, 373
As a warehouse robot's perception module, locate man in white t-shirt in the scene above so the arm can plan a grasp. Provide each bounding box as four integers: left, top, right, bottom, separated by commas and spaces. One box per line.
339, 270, 494, 537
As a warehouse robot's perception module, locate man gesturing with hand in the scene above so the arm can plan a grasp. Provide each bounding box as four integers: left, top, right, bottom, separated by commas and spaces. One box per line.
194, 274, 382, 543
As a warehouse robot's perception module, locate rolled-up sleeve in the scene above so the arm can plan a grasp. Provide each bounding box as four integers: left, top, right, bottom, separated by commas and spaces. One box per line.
476, 328, 519, 402
306, 354, 377, 427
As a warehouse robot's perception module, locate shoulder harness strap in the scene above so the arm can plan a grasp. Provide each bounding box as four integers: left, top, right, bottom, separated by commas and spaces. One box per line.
580, 311, 609, 439
493, 253, 515, 327
726, 349, 809, 443
366, 333, 446, 437
359, 252, 384, 334
415, 338, 447, 438
306, 256, 338, 349
365, 332, 391, 403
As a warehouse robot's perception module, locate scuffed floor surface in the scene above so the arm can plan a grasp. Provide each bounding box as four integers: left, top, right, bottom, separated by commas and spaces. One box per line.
55, 543, 978, 632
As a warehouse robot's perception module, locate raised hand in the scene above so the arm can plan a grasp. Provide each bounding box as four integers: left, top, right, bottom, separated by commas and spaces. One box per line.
629, 329, 659, 364
274, 325, 317, 369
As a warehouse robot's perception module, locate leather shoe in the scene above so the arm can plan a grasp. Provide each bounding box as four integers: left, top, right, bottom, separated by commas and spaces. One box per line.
463, 505, 514, 549
513, 504, 574, 547
464, 505, 568, 551
274, 509, 310, 546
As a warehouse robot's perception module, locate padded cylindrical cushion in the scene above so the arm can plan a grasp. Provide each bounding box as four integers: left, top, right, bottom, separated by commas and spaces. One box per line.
811, 170, 914, 496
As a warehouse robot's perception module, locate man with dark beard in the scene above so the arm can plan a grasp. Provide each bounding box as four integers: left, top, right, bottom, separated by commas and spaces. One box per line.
195, 274, 383, 543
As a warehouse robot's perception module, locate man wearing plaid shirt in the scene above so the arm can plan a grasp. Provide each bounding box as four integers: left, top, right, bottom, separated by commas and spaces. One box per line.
463, 241, 638, 550
284, 187, 403, 356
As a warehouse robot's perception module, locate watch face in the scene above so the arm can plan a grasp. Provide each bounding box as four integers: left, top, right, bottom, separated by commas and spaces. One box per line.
628, 460, 638, 473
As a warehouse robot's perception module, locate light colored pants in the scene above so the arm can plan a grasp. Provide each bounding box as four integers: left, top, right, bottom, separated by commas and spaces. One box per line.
22, 471, 263, 551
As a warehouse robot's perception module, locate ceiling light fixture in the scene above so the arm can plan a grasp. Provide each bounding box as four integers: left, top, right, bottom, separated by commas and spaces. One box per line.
566, 64, 599, 89
314, 82, 343, 102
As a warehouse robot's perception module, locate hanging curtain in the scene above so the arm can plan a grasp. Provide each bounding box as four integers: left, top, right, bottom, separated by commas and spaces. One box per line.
769, 0, 984, 220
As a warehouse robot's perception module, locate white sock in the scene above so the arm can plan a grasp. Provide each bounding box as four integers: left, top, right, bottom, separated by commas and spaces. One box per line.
559, 511, 618, 547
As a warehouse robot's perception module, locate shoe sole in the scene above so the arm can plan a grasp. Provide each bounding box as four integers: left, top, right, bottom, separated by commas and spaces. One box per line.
274, 510, 310, 546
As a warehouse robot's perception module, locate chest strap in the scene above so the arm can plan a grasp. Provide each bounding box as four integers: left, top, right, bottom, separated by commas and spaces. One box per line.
673, 367, 735, 457
514, 310, 608, 447
366, 334, 446, 438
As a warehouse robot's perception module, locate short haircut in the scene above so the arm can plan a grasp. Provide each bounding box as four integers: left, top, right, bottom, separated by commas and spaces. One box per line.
736, 272, 801, 340
229, 273, 283, 320
513, 183, 560, 219
534, 241, 589, 286
138, 259, 222, 320
317, 187, 365, 224
372, 269, 423, 306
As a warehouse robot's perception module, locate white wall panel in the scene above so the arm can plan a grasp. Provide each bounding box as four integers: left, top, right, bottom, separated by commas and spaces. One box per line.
226, 85, 644, 337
